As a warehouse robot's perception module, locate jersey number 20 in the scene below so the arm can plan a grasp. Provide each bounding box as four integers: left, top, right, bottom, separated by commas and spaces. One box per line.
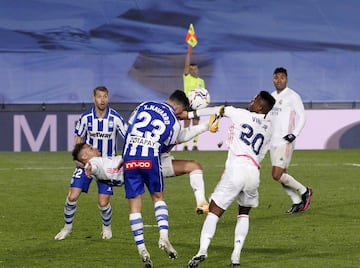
240, 123, 264, 155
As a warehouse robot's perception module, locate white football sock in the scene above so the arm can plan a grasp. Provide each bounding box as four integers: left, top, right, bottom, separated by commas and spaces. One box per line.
198, 212, 219, 255
281, 184, 302, 204
189, 170, 207, 205
279, 173, 306, 202
231, 214, 249, 263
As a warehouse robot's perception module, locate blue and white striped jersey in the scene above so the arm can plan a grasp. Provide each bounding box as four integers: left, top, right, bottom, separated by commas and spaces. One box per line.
75, 107, 127, 156
123, 101, 181, 158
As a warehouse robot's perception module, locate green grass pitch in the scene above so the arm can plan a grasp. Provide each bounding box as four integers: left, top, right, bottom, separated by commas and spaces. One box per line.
0, 149, 359, 267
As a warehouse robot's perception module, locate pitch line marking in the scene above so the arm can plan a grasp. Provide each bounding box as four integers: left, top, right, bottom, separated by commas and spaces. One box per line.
0, 167, 72, 171
344, 163, 360, 167
143, 225, 158, 228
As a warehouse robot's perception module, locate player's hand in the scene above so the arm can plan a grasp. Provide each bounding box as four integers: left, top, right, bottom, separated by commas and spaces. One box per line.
283, 134, 296, 143
75, 160, 84, 168
177, 111, 188, 120
117, 159, 124, 170
84, 162, 92, 177
187, 45, 192, 55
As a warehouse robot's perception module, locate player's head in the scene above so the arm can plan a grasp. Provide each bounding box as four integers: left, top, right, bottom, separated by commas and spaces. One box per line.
274, 67, 287, 77
248, 90, 275, 115
168, 90, 190, 116
93, 86, 109, 112
72, 142, 100, 164
189, 63, 199, 77
273, 67, 288, 92
93, 86, 108, 96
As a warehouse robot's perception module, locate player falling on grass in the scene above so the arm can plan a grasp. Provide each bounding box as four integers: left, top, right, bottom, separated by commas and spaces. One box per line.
54, 86, 127, 240
269, 67, 312, 214
122, 90, 219, 268
71, 134, 210, 205
185, 91, 276, 267
71, 142, 124, 187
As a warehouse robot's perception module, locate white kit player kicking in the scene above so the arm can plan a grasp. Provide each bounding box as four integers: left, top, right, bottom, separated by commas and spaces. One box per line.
185, 91, 276, 267
71, 142, 124, 187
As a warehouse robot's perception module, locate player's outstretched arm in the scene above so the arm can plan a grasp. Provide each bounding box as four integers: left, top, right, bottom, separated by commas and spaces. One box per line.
177, 123, 209, 143
188, 105, 225, 119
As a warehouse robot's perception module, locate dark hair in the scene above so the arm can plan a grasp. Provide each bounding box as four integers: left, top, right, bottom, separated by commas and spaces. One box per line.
168, 90, 190, 110
259, 90, 276, 113
273, 67, 287, 77
93, 86, 108, 96
72, 142, 86, 162
190, 63, 198, 67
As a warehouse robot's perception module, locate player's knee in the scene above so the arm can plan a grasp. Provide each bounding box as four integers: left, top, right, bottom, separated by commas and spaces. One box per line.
271, 166, 285, 181
271, 170, 283, 181
98, 197, 110, 208
67, 192, 80, 203
188, 160, 202, 172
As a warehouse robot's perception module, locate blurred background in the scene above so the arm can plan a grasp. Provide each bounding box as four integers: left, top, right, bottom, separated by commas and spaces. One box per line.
1, 0, 359, 150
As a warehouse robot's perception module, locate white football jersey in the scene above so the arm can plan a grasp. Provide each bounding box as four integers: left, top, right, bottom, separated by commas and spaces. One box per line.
269, 87, 306, 146
88, 155, 124, 186
224, 106, 272, 166
196, 105, 272, 166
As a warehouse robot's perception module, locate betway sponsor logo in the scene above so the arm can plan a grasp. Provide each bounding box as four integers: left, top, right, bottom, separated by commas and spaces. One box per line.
89, 132, 112, 138
125, 160, 152, 170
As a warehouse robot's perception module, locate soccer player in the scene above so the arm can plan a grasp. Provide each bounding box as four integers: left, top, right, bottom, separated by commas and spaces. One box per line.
183, 44, 206, 151
186, 91, 276, 267
123, 90, 218, 268
269, 67, 313, 214
54, 86, 127, 240
71, 142, 123, 187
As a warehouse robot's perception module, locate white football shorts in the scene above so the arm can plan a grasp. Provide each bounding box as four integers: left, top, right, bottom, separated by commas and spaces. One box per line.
210, 157, 260, 210
270, 143, 294, 169
161, 152, 175, 178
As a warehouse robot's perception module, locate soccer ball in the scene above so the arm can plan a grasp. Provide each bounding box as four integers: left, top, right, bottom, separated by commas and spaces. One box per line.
188, 88, 210, 110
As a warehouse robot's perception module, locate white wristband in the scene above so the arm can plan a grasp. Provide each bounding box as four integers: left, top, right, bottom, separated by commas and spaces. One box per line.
188, 111, 195, 119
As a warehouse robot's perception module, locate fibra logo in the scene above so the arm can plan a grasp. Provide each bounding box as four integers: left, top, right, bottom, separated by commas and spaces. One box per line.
106, 168, 121, 174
